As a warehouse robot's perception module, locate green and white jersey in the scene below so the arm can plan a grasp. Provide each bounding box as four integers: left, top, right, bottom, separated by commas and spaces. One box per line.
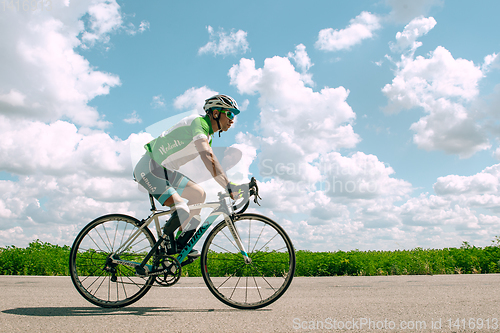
144, 114, 214, 170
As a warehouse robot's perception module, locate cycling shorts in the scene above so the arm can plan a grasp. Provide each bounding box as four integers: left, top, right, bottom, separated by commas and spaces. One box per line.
133, 154, 191, 205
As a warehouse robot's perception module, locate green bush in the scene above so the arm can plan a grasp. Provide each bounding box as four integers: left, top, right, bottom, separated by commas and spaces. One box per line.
1, 238, 500, 276
0, 240, 70, 276
292, 239, 500, 276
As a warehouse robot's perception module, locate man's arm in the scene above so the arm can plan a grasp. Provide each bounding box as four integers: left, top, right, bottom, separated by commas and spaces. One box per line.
194, 138, 231, 190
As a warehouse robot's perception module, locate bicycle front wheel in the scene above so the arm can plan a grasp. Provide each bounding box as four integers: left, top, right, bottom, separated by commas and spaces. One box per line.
201, 213, 295, 309
69, 214, 156, 308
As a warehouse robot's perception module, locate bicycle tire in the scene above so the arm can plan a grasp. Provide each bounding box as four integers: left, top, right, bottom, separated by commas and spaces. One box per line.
69, 214, 156, 308
201, 213, 295, 309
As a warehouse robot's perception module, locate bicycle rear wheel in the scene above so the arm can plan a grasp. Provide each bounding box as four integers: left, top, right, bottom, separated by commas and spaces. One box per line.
201, 213, 295, 309
69, 214, 156, 308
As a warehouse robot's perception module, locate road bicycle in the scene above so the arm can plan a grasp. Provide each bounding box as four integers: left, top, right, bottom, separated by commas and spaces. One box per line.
69, 177, 296, 310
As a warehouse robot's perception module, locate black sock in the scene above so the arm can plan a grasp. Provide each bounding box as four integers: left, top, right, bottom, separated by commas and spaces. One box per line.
163, 209, 188, 254
176, 229, 196, 250
163, 206, 190, 235
165, 233, 177, 254
176, 215, 201, 249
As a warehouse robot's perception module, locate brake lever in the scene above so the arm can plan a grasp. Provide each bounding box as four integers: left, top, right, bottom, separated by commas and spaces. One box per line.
253, 194, 261, 206
249, 177, 261, 206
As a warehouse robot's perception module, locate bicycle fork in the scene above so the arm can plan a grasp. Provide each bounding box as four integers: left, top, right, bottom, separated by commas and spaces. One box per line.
225, 215, 252, 264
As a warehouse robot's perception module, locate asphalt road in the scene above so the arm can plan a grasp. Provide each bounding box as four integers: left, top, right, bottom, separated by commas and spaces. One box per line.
1, 274, 499, 332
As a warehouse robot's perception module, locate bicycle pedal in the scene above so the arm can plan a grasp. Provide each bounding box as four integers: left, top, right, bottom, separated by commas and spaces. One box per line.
187, 249, 201, 258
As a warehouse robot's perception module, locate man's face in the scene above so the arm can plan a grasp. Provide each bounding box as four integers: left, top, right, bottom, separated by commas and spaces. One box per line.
218, 110, 235, 132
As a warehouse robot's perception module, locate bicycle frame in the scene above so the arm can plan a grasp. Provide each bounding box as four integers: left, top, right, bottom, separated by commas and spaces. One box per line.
110, 194, 251, 275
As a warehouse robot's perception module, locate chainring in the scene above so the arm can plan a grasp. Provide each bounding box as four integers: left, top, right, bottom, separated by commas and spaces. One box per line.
155, 255, 182, 286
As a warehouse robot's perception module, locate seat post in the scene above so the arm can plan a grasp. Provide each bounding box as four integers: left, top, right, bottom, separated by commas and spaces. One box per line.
149, 194, 157, 211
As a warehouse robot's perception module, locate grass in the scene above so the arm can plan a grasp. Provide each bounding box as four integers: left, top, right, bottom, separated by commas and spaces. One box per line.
1, 238, 500, 277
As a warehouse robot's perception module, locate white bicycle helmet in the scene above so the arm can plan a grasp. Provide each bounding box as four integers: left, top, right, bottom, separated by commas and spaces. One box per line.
203, 94, 240, 115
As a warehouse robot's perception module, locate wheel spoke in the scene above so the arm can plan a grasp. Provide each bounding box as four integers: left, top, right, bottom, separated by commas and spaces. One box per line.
209, 242, 246, 261
250, 222, 267, 253
119, 222, 129, 249
253, 232, 279, 254
220, 229, 241, 253
87, 234, 106, 253
91, 274, 107, 297
214, 262, 247, 289
201, 215, 295, 309
69, 215, 156, 308
95, 227, 112, 253
251, 274, 263, 301
102, 224, 113, 252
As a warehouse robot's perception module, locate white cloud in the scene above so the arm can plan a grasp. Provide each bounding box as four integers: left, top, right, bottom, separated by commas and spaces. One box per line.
288, 44, 313, 73
124, 111, 142, 124
81, 0, 123, 46
2, 1, 497, 252
409, 99, 490, 158
392, 163, 500, 246
229, 55, 360, 159
228, 58, 262, 95
384, 46, 483, 111
139, 21, 150, 33
482, 53, 500, 73
315, 12, 381, 52
239, 99, 250, 111
198, 26, 249, 56
226, 139, 258, 185
173, 86, 218, 112
400, 194, 480, 230
288, 44, 314, 86
151, 94, 166, 108
227, 50, 417, 251
228, 51, 411, 204
434, 165, 500, 196
0, 89, 26, 107
319, 152, 412, 200
0, 116, 135, 177
0, 0, 156, 246
385, 0, 444, 23
383, 23, 490, 157
0, 174, 147, 246
390, 164, 500, 245
226, 47, 500, 251
390, 16, 437, 54
0, 226, 26, 245
0, 118, 153, 246
0, 1, 121, 127
126, 20, 151, 36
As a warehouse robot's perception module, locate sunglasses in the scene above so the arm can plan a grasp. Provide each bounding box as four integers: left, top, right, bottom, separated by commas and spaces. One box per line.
216, 108, 235, 120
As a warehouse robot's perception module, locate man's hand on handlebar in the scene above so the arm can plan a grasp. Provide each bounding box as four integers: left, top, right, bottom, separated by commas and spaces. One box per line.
226, 178, 261, 213
226, 177, 260, 203
226, 182, 244, 200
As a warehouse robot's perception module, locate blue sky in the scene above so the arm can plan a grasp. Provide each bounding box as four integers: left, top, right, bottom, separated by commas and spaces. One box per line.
1, 0, 500, 251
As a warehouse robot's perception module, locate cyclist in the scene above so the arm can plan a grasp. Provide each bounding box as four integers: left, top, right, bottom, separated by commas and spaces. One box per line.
133, 94, 240, 257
